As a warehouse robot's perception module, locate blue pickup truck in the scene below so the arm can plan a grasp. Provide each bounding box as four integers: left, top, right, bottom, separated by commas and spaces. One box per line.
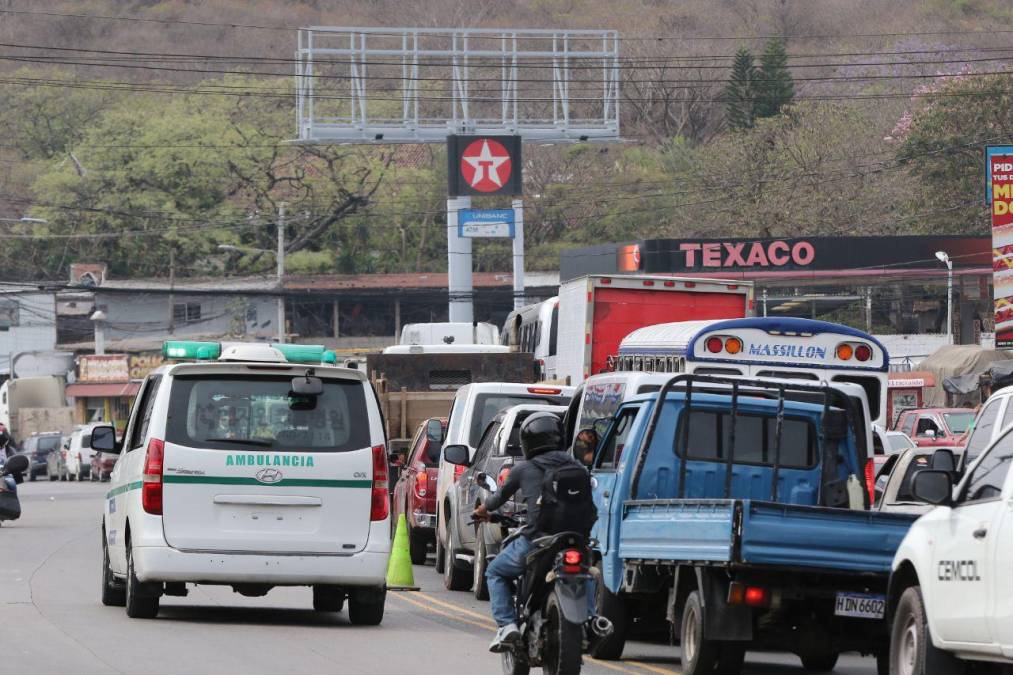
586, 375, 917, 675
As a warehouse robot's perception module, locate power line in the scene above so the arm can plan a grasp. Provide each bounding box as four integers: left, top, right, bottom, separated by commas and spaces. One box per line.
0, 131, 1002, 239
4, 7, 1013, 42
1, 71, 1011, 106
3, 51, 1012, 87
6, 39, 1013, 68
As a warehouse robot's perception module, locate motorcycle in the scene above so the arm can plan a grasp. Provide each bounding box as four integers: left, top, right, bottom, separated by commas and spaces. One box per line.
0, 453, 29, 526
474, 473, 612, 675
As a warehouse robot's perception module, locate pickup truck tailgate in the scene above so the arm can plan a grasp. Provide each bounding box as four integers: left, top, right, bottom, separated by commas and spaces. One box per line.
620, 499, 917, 573
739, 501, 917, 573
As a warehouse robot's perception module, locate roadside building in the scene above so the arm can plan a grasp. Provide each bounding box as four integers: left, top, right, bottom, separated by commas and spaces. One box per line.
66, 354, 139, 431
562, 235, 993, 345
0, 286, 62, 379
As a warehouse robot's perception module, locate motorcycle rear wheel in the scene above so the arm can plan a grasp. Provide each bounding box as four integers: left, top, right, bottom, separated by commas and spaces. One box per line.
501, 650, 531, 675
544, 593, 583, 675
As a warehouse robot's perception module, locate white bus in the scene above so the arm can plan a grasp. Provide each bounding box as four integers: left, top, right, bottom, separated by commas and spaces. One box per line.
501, 297, 559, 380
614, 317, 890, 427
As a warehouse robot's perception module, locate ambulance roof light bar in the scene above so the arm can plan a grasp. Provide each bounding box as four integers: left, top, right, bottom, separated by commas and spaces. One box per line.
163, 340, 338, 365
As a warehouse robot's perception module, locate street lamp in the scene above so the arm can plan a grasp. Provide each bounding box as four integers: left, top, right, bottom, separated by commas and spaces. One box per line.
935, 250, 953, 344
90, 309, 107, 356
217, 202, 286, 343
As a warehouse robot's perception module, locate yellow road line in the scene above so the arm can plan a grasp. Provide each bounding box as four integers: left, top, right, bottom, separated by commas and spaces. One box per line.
624, 660, 681, 674
414, 592, 498, 623
390, 592, 495, 631
396, 591, 672, 675
589, 657, 653, 674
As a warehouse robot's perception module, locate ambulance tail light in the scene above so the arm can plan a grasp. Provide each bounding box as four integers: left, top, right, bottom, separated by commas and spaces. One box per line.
370, 444, 389, 521
864, 458, 876, 506
141, 438, 165, 516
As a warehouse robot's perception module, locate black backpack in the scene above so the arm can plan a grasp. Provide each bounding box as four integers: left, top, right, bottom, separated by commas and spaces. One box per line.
536, 462, 597, 537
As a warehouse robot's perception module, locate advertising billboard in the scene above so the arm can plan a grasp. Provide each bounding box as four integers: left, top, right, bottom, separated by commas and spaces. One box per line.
988, 146, 1013, 348
446, 135, 523, 197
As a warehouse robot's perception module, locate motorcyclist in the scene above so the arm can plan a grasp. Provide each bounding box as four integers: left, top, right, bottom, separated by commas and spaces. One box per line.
473, 411, 597, 653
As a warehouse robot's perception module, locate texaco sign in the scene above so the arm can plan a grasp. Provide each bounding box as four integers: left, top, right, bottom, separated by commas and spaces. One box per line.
447, 135, 522, 197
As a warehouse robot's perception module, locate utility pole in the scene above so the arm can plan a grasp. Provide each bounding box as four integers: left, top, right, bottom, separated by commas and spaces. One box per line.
936, 251, 953, 344
167, 248, 175, 335
276, 202, 286, 343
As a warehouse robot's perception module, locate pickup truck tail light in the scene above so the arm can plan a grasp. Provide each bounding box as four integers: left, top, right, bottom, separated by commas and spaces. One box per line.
728, 582, 771, 608
370, 444, 389, 521
864, 458, 876, 506
414, 470, 428, 497
141, 438, 164, 515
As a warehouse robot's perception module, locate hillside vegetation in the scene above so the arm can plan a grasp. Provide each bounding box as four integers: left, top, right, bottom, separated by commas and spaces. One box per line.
1, 0, 1011, 279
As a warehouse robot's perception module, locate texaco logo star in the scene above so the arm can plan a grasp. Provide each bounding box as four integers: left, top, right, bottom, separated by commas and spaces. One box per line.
460, 138, 512, 192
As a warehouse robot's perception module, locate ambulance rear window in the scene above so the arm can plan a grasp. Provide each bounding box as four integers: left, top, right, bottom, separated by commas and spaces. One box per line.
166, 375, 371, 452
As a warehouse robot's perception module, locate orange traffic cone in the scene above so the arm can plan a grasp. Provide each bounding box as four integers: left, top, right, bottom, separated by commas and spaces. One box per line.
387, 514, 420, 591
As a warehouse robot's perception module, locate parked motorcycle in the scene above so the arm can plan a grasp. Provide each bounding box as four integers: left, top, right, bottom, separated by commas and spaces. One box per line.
0, 453, 29, 525
475, 473, 611, 675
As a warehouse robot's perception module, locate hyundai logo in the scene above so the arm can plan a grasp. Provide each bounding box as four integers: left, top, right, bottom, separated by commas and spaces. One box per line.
255, 468, 283, 484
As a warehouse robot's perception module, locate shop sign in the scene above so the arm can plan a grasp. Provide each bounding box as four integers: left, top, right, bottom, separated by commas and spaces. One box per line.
78, 355, 129, 383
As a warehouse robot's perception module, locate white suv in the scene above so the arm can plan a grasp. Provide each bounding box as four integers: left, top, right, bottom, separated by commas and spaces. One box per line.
95, 341, 391, 622
434, 382, 573, 583
66, 423, 101, 481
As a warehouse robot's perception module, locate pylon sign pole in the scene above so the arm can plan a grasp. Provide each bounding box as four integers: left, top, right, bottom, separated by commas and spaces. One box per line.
512, 199, 525, 310
447, 196, 473, 323
447, 135, 523, 322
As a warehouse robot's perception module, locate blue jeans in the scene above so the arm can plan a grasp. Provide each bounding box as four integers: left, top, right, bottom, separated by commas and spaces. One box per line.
486, 535, 596, 627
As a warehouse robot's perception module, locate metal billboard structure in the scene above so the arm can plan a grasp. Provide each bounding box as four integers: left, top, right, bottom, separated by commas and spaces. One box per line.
295, 27, 620, 144
294, 26, 621, 323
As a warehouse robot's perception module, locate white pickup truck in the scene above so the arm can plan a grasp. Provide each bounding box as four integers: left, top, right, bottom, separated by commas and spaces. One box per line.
887, 431, 1013, 673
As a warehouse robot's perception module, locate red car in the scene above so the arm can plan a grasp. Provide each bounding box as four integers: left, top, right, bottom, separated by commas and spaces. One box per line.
391, 418, 445, 565
894, 408, 975, 448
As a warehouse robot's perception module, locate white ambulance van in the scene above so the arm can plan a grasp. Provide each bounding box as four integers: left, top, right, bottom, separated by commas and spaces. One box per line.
96, 341, 390, 622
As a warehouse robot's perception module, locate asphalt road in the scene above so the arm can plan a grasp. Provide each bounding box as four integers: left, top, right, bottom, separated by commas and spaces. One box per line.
1, 480, 882, 675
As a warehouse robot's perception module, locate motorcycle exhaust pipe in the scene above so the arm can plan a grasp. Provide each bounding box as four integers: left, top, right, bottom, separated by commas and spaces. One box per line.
590, 616, 614, 638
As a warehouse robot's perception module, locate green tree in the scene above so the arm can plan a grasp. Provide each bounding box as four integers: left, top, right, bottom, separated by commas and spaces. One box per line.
724, 48, 758, 130
756, 39, 795, 119
27, 77, 390, 279
897, 73, 1011, 234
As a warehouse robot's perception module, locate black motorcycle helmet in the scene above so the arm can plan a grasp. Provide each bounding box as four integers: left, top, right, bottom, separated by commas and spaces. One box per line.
519, 412, 562, 460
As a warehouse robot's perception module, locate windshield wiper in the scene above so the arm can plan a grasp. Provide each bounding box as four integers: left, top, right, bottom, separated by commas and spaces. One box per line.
206, 437, 273, 447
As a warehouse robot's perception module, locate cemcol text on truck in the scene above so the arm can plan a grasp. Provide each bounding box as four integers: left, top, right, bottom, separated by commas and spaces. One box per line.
585, 374, 918, 675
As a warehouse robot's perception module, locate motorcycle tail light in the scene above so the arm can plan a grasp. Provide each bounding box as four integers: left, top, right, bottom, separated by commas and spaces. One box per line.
561, 548, 583, 574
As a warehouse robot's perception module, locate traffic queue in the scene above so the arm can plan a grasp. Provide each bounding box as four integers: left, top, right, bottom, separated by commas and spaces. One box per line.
0, 273, 1008, 675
